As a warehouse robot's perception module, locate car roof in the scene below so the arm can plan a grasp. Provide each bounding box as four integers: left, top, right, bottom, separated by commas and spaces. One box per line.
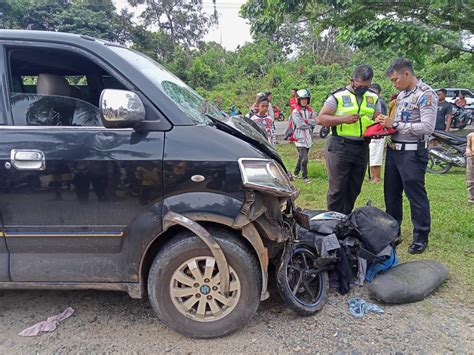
434, 88, 473, 94
0, 29, 105, 44
443, 88, 473, 92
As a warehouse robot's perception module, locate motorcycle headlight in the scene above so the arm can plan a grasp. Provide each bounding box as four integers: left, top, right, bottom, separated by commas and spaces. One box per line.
238, 158, 294, 196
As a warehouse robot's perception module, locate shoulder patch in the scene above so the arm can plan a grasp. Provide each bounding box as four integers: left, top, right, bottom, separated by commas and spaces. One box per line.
418, 83, 433, 93
420, 93, 433, 107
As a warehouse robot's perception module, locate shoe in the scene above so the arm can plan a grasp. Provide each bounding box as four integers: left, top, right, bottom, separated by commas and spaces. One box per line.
292, 174, 302, 179
303, 178, 311, 184
408, 242, 427, 254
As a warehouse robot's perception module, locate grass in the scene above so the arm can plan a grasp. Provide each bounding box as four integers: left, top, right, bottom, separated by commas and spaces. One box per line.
277, 139, 474, 302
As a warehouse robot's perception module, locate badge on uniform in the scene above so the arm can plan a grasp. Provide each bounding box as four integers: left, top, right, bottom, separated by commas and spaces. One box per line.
342, 95, 353, 107
366, 96, 375, 108
401, 110, 412, 122
420, 94, 432, 107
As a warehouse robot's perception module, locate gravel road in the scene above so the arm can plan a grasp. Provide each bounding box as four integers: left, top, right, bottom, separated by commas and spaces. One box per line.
1, 283, 472, 353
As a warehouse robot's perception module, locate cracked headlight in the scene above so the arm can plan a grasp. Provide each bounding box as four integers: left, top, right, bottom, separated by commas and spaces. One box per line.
238, 158, 294, 196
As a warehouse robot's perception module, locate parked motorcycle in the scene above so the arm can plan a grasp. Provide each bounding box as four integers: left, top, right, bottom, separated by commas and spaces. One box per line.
274, 106, 286, 121
450, 106, 473, 130
427, 130, 467, 174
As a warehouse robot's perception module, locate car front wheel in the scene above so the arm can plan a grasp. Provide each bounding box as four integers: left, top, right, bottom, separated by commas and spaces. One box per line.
147, 229, 261, 338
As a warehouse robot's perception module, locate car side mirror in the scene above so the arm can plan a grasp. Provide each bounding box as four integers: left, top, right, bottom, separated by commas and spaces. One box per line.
99, 89, 146, 128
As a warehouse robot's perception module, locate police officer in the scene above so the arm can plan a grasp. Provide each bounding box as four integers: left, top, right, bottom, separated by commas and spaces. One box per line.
318, 65, 382, 214
379, 58, 437, 254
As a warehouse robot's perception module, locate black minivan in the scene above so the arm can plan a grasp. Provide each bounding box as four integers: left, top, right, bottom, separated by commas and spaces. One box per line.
0, 30, 303, 338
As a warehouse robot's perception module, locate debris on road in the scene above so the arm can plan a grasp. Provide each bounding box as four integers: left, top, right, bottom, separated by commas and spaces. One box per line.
348, 297, 384, 318
18, 307, 75, 337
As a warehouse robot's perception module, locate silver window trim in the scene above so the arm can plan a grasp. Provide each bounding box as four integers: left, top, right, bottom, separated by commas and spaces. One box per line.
0, 125, 133, 131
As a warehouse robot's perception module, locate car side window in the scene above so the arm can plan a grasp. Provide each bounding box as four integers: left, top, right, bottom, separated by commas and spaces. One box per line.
8, 46, 127, 127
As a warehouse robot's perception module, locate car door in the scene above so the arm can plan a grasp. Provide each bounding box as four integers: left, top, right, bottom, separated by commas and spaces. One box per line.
0, 42, 166, 282
0, 76, 11, 281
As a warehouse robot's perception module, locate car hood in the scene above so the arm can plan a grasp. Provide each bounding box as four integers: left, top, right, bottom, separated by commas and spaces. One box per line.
208, 115, 286, 169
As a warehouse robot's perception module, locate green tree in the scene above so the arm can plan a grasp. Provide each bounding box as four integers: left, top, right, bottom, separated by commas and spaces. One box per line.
128, 0, 217, 50
240, 0, 474, 59
0, 0, 133, 43
130, 27, 176, 63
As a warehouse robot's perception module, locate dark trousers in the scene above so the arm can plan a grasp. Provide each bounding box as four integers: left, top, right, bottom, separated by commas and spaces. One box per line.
325, 136, 368, 215
384, 147, 430, 244
294, 147, 309, 179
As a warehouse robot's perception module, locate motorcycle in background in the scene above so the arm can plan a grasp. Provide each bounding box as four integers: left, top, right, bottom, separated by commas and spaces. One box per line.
427, 130, 467, 174
274, 106, 286, 121
450, 106, 473, 130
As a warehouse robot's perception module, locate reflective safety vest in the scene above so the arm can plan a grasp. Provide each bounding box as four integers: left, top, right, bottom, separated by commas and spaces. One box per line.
332, 89, 378, 137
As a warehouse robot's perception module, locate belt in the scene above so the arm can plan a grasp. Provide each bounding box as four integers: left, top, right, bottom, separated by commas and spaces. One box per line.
388, 141, 427, 151
331, 135, 367, 146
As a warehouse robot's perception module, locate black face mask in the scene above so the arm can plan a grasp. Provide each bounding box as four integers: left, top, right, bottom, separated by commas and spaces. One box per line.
353, 86, 369, 97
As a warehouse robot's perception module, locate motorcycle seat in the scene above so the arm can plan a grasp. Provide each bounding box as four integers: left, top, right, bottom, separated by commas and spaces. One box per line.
432, 130, 467, 144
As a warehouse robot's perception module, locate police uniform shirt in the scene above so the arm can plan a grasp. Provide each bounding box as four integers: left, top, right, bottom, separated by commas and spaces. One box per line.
392, 80, 438, 142
323, 86, 382, 139
323, 86, 383, 116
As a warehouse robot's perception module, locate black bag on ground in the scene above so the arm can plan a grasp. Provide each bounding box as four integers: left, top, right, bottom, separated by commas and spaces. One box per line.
347, 206, 399, 254
368, 260, 448, 303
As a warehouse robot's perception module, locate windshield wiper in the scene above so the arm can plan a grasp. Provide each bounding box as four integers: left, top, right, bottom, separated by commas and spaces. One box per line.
203, 113, 217, 126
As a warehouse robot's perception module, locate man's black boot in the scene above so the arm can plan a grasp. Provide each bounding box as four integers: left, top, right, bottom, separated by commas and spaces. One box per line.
408, 242, 427, 254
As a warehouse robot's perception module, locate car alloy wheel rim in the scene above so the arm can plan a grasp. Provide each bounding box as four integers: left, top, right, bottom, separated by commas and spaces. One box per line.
169, 256, 241, 322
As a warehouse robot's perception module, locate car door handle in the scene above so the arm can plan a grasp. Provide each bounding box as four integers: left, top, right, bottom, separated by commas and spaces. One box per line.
10, 149, 46, 170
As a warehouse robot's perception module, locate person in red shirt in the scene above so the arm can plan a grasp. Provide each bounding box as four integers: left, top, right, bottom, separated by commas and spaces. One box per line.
289, 88, 298, 114
455, 92, 467, 108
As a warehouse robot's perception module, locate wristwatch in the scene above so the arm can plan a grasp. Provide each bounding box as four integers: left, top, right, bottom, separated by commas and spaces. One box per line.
392, 122, 399, 129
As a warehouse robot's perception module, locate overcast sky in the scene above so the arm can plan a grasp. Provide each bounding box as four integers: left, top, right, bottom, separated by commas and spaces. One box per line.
112, 0, 253, 50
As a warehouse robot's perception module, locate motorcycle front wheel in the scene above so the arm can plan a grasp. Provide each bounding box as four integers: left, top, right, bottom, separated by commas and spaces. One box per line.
319, 126, 330, 138
276, 245, 328, 316
426, 146, 453, 174
276, 113, 285, 121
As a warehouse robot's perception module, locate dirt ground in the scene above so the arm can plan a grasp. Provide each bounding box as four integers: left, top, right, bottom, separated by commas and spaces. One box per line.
0, 283, 472, 353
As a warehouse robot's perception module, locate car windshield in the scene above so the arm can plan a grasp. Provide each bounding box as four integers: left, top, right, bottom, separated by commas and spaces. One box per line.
108, 45, 278, 154
109, 45, 222, 124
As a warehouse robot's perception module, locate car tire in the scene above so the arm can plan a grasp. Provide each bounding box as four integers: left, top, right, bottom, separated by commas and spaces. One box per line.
147, 229, 261, 338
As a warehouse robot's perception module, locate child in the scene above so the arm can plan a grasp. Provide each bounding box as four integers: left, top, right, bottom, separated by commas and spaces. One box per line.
250, 96, 275, 145
246, 92, 266, 119
467, 132, 474, 204
290, 89, 317, 183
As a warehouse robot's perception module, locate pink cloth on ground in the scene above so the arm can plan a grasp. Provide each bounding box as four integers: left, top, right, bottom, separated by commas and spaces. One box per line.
18, 307, 75, 337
